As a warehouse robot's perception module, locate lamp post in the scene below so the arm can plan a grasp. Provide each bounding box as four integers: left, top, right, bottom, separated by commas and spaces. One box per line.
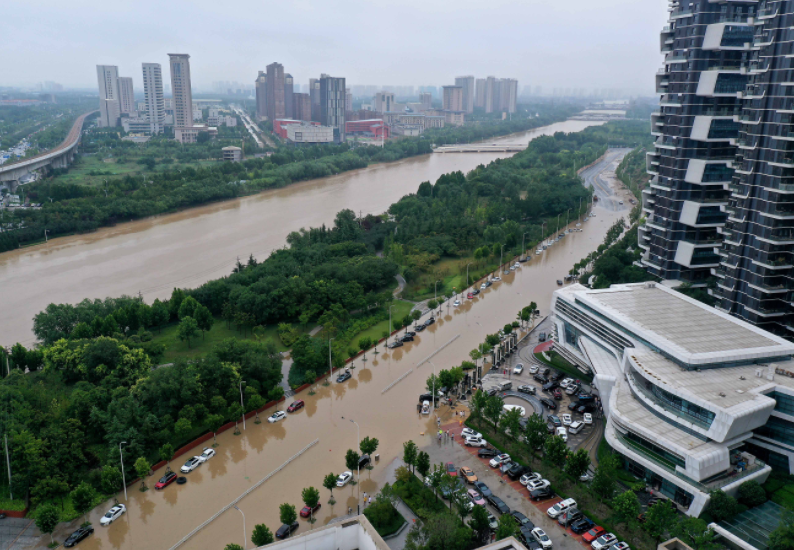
239, 380, 246, 430
434, 280, 441, 303
342, 417, 361, 514
233, 505, 246, 549
328, 338, 334, 379
119, 441, 128, 501
466, 263, 472, 290
388, 306, 395, 343
522, 232, 530, 260
499, 244, 504, 274
428, 359, 438, 411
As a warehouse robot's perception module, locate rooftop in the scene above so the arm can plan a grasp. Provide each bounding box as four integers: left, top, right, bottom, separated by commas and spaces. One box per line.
712, 501, 794, 550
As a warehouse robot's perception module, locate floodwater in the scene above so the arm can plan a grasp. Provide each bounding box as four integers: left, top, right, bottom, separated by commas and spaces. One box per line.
0, 119, 601, 345
38, 145, 631, 550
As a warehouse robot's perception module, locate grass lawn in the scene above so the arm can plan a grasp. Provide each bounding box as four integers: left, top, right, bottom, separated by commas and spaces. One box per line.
404, 254, 523, 302
534, 350, 593, 383
53, 155, 220, 187
343, 300, 414, 348
151, 317, 305, 362
0, 484, 27, 512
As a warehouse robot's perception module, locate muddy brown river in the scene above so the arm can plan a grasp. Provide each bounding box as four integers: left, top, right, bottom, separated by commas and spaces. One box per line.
13, 121, 630, 550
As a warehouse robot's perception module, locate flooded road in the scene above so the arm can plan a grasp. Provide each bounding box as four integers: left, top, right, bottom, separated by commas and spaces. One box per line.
0, 120, 602, 345
40, 150, 631, 550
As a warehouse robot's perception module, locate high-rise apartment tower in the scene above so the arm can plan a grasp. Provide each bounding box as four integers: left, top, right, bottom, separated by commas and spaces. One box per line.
142, 63, 165, 134
96, 65, 120, 127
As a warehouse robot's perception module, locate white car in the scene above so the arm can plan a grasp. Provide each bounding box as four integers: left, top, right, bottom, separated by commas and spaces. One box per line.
100, 504, 126, 526
527, 478, 550, 490
532, 528, 553, 549
465, 436, 487, 447
268, 411, 286, 423
548, 498, 577, 518
529, 365, 539, 374
489, 453, 510, 468
520, 472, 542, 486
493, 276, 501, 281
514, 262, 521, 268
180, 456, 202, 473
612, 543, 630, 550
480, 283, 487, 290
559, 378, 574, 389
513, 364, 524, 374
591, 534, 617, 550
583, 413, 593, 425
461, 428, 482, 439
580, 471, 594, 482
561, 414, 572, 426
453, 299, 461, 307
556, 427, 568, 442
197, 447, 216, 462
336, 471, 353, 487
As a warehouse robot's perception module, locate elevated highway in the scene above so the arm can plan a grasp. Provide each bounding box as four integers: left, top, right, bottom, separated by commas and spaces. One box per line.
0, 110, 97, 189
433, 143, 526, 153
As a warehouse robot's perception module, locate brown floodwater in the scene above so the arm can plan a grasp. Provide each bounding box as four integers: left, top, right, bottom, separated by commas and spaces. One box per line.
0, 120, 602, 346
38, 148, 630, 550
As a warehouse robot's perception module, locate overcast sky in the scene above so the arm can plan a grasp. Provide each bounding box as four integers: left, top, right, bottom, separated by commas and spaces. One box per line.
4, 0, 668, 95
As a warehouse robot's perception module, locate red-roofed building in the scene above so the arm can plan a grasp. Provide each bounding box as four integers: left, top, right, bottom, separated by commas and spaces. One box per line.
273, 118, 319, 139
345, 119, 389, 139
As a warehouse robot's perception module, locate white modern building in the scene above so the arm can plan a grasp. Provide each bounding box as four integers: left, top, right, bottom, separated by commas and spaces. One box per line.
96, 65, 120, 127
118, 77, 135, 115
550, 282, 794, 517
286, 122, 333, 144
168, 53, 195, 143
142, 63, 165, 135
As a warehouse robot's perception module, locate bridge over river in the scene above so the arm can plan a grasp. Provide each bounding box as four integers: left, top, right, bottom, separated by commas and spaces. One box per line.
433, 143, 526, 153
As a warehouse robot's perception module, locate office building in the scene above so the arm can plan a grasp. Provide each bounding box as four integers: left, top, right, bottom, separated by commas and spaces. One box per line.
142, 63, 165, 135
499, 78, 518, 113
255, 71, 267, 120
550, 281, 794, 517
222, 146, 242, 162
118, 77, 134, 115
346, 89, 353, 112
320, 75, 346, 141
442, 85, 463, 112
484, 76, 496, 113
286, 122, 334, 144
284, 73, 294, 119
639, 2, 752, 286
294, 93, 311, 122
419, 92, 432, 111
475, 78, 486, 109
309, 78, 321, 122
374, 91, 395, 113
96, 65, 120, 127
266, 62, 286, 122
711, 2, 794, 336
455, 76, 475, 113
168, 54, 195, 142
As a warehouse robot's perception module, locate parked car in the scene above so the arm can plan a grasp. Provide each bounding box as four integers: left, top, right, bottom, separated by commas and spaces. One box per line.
500, 461, 514, 474
487, 512, 499, 531
487, 495, 510, 514
552, 388, 562, 400
513, 364, 524, 374
538, 332, 547, 342
478, 448, 499, 458
467, 292, 474, 299
571, 518, 595, 534
401, 334, 414, 342
529, 486, 554, 501
100, 504, 126, 526
612, 543, 630, 550
300, 503, 321, 518
542, 381, 559, 392
533, 374, 549, 384
474, 481, 492, 498
424, 317, 436, 326
287, 400, 305, 413
460, 466, 478, 484
560, 378, 574, 389
527, 478, 550, 491
64, 526, 94, 547
467, 489, 486, 506
566, 384, 580, 395
519, 526, 538, 548
561, 414, 573, 426
547, 498, 577, 518
336, 371, 353, 382
415, 323, 426, 332
540, 398, 557, 410
591, 534, 617, 550
507, 463, 529, 480
155, 471, 178, 489
489, 454, 510, 468
444, 462, 457, 476
405, 330, 416, 337
511, 511, 533, 528
472, 289, 480, 295
180, 456, 202, 473
465, 436, 487, 447
578, 394, 596, 403
268, 410, 287, 423
532, 527, 553, 549
520, 472, 541, 486
359, 454, 371, 469
275, 522, 299, 539
336, 472, 353, 487
197, 447, 215, 462
387, 340, 403, 349
582, 527, 606, 543
547, 415, 561, 427
462, 428, 482, 439
556, 427, 568, 442
584, 413, 593, 424
558, 509, 583, 527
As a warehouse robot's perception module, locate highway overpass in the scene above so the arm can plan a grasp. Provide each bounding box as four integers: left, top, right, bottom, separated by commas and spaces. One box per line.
0, 110, 97, 190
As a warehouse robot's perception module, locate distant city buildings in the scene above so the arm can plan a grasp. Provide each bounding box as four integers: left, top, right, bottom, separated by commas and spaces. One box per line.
222, 146, 242, 162
454, 75, 475, 113
266, 62, 286, 121
96, 65, 120, 127
117, 77, 135, 114
442, 85, 463, 111
141, 63, 165, 135
419, 92, 432, 111
255, 71, 267, 120
294, 92, 311, 122
320, 75, 346, 142
168, 53, 200, 143
373, 91, 395, 113
284, 73, 295, 120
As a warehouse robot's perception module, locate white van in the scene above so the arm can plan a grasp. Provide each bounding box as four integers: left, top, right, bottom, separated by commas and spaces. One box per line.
547, 498, 577, 518
421, 401, 431, 415
497, 381, 512, 391
569, 421, 584, 434
503, 404, 526, 417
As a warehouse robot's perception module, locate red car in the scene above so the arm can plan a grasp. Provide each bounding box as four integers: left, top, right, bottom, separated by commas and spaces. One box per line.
583, 526, 605, 543
467, 293, 474, 299
155, 471, 178, 490
552, 389, 563, 400
300, 503, 321, 518
287, 400, 305, 413
446, 462, 457, 476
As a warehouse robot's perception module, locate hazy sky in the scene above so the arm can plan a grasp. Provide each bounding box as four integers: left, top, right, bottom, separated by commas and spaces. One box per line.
4, 0, 668, 94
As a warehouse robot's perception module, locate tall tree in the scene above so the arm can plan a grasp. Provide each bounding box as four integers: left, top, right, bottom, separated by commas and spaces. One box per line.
360, 436, 379, 459
70, 482, 96, 525
544, 435, 569, 466
565, 448, 591, 481
301, 486, 321, 523
323, 473, 337, 503
469, 504, 492, 544
484, 393, 504, 432
252, 524, 274, 547
279, 503, 297, 537
495, 512, 518, 541
345, 449, 361, 479
644, 499, 678, 544
402, 440, 418, 473
177, 316, 199, 348
524, 413, 548, 457
611, 491, 641, 525
36, 503, 60, 546
416, 451, 430, 478
194, 305, 214, 340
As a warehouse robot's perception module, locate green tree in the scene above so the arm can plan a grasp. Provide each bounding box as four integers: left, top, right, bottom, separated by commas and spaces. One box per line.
706, 489, 741, 522
469, 503, 492, 543
416, 451, 430, 478
252, 524, 274, 547
411, 310, 421, 322
360, 436, 379, 459
769, 519, 794, 550
178, 296, 199, 320
495, 512, 518, 540
174, 417, 192, 442
32, 476, 70, 508
345, 449, 361, 478
402, 314, 413, 332
35, 503, 60, 545
501, 407, 523, 440
484, 393, 504, 432
194, 305, 214, 340
134, 457, 151, 490
644, 499, 678, 544
428, 299, 438, 310
611, 491, 641, 525
403, 440, 418, 473
268, 386, 285, 410
159, 443, 174, 465
673, 517, 721, 550
524, 413, 548, 457
70, 481, 97, 524
544, 435, 568, 466
565, 448, 591, 481
471, 389, 488, 421
224, 545, 243, 550
151, 299, 170, 332
358, 337, 372, 359
101, 465, 123, 495
207, 414, 225, 445
323, 473, 337, 502
590, 452, 620, 502
453, 489, 472, 523
737, 480, 767, 508
279, 503, 298, 536
301, 486, 321, 522
177, 316, 199, 348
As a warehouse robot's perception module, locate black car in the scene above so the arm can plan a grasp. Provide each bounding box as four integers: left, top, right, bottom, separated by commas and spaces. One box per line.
542, 381, 559, 392
359, 454, 371, 468
487, 495, 510, 514
424, 317, 436, 326
401, 334, 415, 342
64, 526, 94, 547
551, 371, 565, 382
507, 463, 529, 480
533, 374, 548, 384
529, 486, 554, 500
487, 388, 498, 396
388, 340, 403, 349
472, 289, 480, 295
473, 481, 492, 498
578, 394, 596, 402
510, 511, 534, 529
276, 522, 299, 539
546, 423, 555, 434
517, 385, 536, 395
541, 367, 550, 376
571, 517, 595, 534
419, 393, 433, 403
547, 415, 561, 427
478, 448, 499, 458
485, 280, 493, 287
405, 331, 416, 337
578, 403, 596, 413
415, 323, 426, 332
519, 526, 538, 547
336, 372, 352, 383
568, 401, 581, 411
540, 398, 557, 410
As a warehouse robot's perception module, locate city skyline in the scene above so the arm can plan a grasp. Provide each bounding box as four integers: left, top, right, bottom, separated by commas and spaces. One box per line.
1, 0, 667, 94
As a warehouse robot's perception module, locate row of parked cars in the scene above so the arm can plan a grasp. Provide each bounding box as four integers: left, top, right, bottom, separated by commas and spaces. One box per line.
388, 316, 436, 349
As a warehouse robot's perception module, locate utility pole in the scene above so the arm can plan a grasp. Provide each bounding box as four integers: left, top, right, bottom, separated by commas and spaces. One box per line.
328, 338, 334, 379
239, 380, 246, 430
233, 505, 247, 549
4, 434, 11, 500
119, 441, 128, 501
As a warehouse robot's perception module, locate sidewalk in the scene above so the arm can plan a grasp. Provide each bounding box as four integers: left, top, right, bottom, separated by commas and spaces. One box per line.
381, 458, 419, 550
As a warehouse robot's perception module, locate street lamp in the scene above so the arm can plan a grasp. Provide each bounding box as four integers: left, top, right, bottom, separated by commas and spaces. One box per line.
119, 441, 128, 501
328, 338, 334, 380
233, 505, 246, 549
239, 380, 246, 430
342, 417, 361, 514
466, 263, 472, 289
499, 244, 505, 273
522, 232, 530, 261
434, 280, 441, 303
388, 306, 395, 342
